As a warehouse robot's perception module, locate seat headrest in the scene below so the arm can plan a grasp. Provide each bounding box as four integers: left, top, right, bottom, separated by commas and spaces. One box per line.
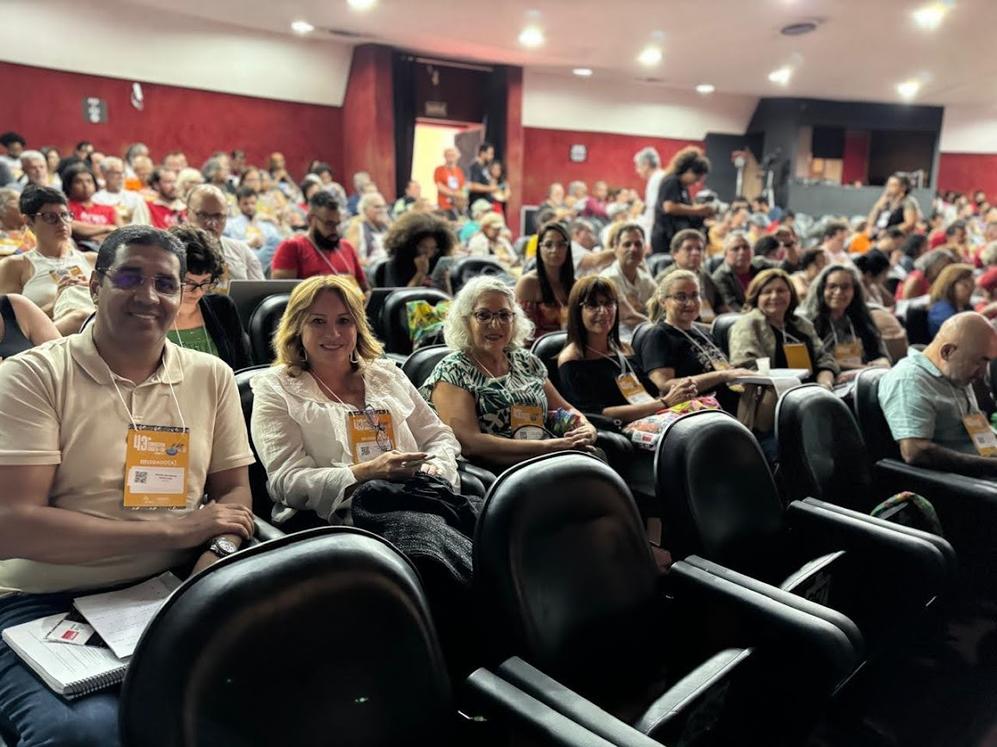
121, 527, 452, 746
654, 410, 784, 570
381, 288, 450, 355
401, 345, 452, 388
853, 368, 899, 461
529, 331, 566, 388
248, 293, 291, 365
711, 313, 742, 356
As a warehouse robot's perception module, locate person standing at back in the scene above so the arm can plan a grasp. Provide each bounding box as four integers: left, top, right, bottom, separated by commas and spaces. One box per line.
467, 142, 497, 206
434, 147, 466, 212
650, 147, 715, 255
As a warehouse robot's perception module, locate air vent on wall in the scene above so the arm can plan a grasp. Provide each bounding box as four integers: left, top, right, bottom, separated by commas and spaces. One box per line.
780, 20, 819, 36
320, 28, 368, 39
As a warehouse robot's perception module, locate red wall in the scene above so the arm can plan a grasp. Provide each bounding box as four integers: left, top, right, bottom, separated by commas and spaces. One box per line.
841, 129, 870, 185
937, 153, 997, 201
521, 127, 702, 205
342, 45, 396, 201
0, 62, 342, 180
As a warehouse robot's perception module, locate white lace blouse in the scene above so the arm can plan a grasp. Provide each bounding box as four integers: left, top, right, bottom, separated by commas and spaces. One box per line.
250, 359, 461, 524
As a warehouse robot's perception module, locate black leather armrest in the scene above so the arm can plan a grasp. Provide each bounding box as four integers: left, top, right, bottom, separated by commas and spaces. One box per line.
800, 497, 957, 581
458, 460, 498, 492
873, 458, 997, 512
479, 659, 661, 746
250, 516, 286, 545
784, 500, 948, 592
385, 352, 408, 367
584, 413, 622, 432
667, 560, 860, 692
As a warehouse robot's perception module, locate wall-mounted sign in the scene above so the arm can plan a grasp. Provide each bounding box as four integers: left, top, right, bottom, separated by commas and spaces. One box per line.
82, 97, 107, 124
425, 101, 448, 117
569, 144, 587, 163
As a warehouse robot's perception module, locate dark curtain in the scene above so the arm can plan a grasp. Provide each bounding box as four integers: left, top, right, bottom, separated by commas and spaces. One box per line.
483, 65, 508, 159
393, 53, 416, 199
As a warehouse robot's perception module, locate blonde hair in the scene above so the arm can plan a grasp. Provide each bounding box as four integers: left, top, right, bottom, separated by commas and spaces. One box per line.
478, 212, 506, 231
273, 276, 383, 376
647, 269, 699, 322
444, 275, 533, 352
929, 263, 974, 305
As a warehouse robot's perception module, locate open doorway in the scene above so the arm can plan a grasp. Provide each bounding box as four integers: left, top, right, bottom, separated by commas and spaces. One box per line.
411, 119, 483, 206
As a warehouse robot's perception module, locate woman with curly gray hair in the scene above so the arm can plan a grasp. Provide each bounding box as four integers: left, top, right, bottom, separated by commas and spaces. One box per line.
420, 275, 598, 468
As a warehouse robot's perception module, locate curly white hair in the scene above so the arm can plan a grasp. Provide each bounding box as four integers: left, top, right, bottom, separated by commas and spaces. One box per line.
443, 275, 534, 353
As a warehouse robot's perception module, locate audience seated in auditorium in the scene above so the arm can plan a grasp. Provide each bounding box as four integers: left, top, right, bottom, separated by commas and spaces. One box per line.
251, 275, 460, 524
166, 225, 251, 369
345, 192, 390, 267
658, 228, 728, 322
515, 220, 574, 340
799, 264, 891, 384
0, 186, 96, 335
599, 221, 654, 340
853, 249, 895, 309
578, 179, 610, 221
0, 292, 59, 359
729, 267, 838, 389
382, 211, 456, 291
420, 275, 597, 469
651, 146, 713, 254
268, 151, 300, 202
186, 185, 263, 284
128, 154, 154, 196
467, 213, 519, 270
975, 266, 997, 320
879, 312, 997, 477
0, 132, 25, 181
0, 225, 255, 745
569, 217, 614, 277
557, 275, 696, 422
712, 231, 760, 310
92, 157, 151, 226
927, 263, 975, 338
789, 250, 827, 302
10, 150, 51, 193
123, 142, 150, 187
202, 155, 233, 196
434, 147, 465, 212
391, 179, 422, 218
175, 166, 205, 202
458, 198, 494, 245
270, 191, 368, 293
540, 181, 572, 222
345, 171, 371, 216
941, 220, 972, 262
224, 186, 283, 275
0, 188, 35, 256
161, 150, 187, 173
897, 247, 955, 301
62, 163, 121, 246
819, 220, 853, 266
146, 167, 185, 229
637, 269, 751, 414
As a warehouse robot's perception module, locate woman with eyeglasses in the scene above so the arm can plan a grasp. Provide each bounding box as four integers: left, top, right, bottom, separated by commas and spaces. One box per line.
558, 275, 697, 422
422, 275, 598, 470
515, 220, 575, 341
251, 274, 460, 525
637, 270, 753, 414
166, 225, 250, 370
798, 264, 890, 384
0, 185, 97, 335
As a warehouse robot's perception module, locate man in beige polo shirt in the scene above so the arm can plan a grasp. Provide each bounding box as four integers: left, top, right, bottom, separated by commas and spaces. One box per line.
0, 225, 255, 745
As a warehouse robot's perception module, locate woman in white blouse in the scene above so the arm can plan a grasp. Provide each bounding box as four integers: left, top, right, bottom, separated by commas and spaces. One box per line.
250, 275, 461, 524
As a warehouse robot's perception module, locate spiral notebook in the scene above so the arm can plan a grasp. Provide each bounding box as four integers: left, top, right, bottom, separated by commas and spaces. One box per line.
1, 613, 125, 700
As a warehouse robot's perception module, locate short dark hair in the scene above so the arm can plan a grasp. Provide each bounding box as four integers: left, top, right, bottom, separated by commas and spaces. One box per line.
309, 190, 339, 212
822, 221, 848, 241
236, 186, 257, 201
309, 162, 333, 177
150, 167, 173, 187
753, 235, 781, 258
900, 233, 928, 259
854, 248, 890, 277
75, 141, 92, 152
799, 247, 825, 271
96, 226, 187, 277
168, 225, 224, 280
946, 220, 967, 237
0, 132, 25, 148
19, 185, 67, 215
670, 228, 706, 253
478, 141, 494, 155
60, 163, 97, 196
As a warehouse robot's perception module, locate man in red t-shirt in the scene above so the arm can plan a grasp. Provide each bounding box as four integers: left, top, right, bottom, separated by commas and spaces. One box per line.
433, 147, 465, 211
270, 191, 368, 294
146, 168, 186, 229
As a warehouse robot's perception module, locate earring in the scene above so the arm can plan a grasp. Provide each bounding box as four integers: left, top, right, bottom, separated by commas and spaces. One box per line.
350, 349, 360, 365
301, 346, 309, 363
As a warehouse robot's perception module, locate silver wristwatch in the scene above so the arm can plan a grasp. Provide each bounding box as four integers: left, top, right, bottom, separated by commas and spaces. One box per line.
208, 537, 239, 559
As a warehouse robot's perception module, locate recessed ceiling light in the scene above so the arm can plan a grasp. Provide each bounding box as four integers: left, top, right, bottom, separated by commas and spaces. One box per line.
518, 25, 545, 48
696, 83, 716, 94
290, 19, 315, 34
638, 46, 663, 67
768, 67, 793, 85
897, 79, 921, 99
913, 2, 948, 29
347, 0, 377, 9
572, 68, 593, 77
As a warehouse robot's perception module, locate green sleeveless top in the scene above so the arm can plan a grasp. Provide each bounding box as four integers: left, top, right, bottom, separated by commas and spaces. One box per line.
167, 326, 220, 358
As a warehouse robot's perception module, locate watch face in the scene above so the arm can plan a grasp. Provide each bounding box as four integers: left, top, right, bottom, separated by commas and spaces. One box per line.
214, 538, 238, 555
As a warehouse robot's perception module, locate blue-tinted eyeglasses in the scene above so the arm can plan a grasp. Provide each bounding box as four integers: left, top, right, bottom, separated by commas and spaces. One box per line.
98, 269, 181, 296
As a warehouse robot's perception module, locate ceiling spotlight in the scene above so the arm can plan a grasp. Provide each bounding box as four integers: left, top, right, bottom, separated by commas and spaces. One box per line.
290, 19, 315, 34
347, 0, 377, 9
768, 67, 793, 85
572, 68, 593, 77
913, 2, 948, 29
696, 83, 716, 94
897, 79, 921, 99
638, 46, 663, 67
518, 25, 545, 48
